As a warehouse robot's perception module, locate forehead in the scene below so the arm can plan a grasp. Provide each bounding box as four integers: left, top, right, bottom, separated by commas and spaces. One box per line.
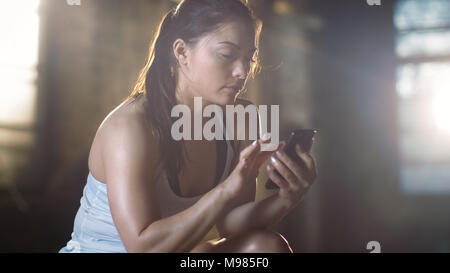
197, 20, 256, 51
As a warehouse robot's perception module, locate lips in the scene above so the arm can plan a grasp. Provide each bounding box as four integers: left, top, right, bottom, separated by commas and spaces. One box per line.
225, 86, 240, 93
226, 85, 243, 92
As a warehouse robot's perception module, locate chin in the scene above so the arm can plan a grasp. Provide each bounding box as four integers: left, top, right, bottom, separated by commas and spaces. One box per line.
205, 89, 239, 106
205, 94, 232, 107
220, 95, 238, 106
226, 91, 242, 105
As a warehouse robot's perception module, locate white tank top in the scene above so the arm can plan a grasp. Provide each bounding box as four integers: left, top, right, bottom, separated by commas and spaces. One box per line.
59, 139, 235, 252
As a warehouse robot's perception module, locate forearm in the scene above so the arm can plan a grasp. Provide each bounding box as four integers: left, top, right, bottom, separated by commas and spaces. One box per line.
137, 183, 233, 253
219, 192, 293, 237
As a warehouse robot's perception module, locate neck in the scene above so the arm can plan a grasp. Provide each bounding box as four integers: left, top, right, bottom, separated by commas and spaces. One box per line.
175, 87, 231, 141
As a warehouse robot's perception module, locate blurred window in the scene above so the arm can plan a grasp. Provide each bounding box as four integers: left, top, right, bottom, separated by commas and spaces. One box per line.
394, 0, 450, 194
0, 1, 40, 188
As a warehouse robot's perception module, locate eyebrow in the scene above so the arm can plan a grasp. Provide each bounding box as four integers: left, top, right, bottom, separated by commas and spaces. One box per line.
218, 41, 257, 54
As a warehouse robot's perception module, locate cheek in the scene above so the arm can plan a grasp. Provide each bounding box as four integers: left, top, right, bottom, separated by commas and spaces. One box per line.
194, 57, 229, 91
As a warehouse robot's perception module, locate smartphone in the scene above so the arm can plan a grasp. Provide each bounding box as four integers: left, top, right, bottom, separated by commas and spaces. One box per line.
265, 129, 318, 190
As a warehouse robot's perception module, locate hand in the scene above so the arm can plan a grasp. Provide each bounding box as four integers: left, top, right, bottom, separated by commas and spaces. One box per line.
266, 139, 317, 207
224, 137, 274, 198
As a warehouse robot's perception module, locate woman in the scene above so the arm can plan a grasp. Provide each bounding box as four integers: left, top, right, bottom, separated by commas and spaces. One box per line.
59, 0, 317, 253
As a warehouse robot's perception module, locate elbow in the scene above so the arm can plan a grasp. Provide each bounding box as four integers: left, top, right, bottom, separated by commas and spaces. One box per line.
124, 239, 162, 253
124, 228, 170, 253
121, 230, 156, 253
123, 237, 148, 253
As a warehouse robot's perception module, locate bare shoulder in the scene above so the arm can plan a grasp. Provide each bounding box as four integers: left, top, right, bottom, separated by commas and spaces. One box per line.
92, 98, 160, 184
95, 99, 163, 250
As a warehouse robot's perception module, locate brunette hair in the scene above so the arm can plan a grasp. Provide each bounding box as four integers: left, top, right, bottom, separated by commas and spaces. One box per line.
125, 0, 263, 194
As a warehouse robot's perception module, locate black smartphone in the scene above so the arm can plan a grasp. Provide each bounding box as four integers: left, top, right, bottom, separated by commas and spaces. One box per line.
265, 129, 318, 190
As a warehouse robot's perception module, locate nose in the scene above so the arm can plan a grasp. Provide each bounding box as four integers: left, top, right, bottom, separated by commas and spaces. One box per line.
232, 60, 250, 80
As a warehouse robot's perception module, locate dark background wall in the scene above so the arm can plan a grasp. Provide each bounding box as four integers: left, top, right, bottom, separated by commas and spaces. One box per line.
0, 0, 448, 253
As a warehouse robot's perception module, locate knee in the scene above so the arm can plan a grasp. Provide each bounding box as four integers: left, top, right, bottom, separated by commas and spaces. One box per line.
189, 242, 214, 253
244, 229, 293, 253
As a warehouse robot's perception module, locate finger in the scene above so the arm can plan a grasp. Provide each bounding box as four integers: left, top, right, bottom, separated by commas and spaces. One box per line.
247, 138, 281, 170
277, 141, 286, 151
266, 164, 289, 189
238, 139, 269, 175
254, 140, 285, 166
239, 140, 260, 163
295, 144, 317, 181
256, 137, 274, 155
269, 156, 303, 190
295, 144, 314, 169
295, 143, 305, 156
274, 150, 309, 187
253, 143, 278, 168
302, 153, 317, 183
306, 138, 313, 153
241, 136, 271, 161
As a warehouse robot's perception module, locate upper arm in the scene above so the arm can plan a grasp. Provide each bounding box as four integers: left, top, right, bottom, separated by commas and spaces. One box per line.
101, 114, 161, 252
216, 98, 259, 238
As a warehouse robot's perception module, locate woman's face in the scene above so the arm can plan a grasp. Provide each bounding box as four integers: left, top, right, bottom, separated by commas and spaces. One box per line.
174, 19, 257, 106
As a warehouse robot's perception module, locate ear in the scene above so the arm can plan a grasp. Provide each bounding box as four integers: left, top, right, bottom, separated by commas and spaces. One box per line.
172, 38, 190, 67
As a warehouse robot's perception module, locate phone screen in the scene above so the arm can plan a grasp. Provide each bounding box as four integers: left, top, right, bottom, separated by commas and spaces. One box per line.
265, 129, 317, 190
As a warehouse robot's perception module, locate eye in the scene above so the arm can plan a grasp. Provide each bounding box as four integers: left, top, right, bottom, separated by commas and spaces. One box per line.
221, 53, 233, 60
